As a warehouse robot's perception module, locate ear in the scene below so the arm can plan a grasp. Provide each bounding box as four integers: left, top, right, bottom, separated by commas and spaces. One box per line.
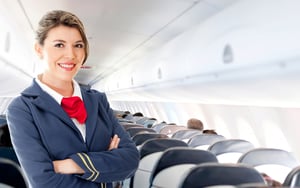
34, 43, 43, 59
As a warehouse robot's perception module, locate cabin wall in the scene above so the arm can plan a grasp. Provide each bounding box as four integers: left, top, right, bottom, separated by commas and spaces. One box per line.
0, 7, 34, 114
110, 101, 300, 160
95, 0, 300, 106
95, 0, 300, 160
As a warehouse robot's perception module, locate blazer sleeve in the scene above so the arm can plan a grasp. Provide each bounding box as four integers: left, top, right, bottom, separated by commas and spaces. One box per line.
7, 97, 103, 188
70, 92, 140, 183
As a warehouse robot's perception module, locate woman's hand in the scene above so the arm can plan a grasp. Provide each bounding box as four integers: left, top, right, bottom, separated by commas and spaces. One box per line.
53, 158, 84, 174
108, 134, 120, 150
53, 134, 120, 174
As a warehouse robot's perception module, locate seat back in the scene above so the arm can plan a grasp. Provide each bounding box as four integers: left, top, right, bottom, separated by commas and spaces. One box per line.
132, 152, 164, 188
204, 186, 237, 188
159, 125, 187, 137
188, 134, 226, 149
142, 119, 157, 128
126, 127, 156, 137
0, 158, 28, 188
171, 129, 202, 142
180, 163, 265, 188
120, 122, 144, 130
131, 138, 188, 188
283, 166, 300, 187
118, 118, 134, 123
150, 147, 218, 188
134, 117, 149, 125
238, 148, 299, 183
132, 132, 168, 147
0, 124, 12, 147
151, 122, 167, 133
208, 139, 255, 163
0, 147, 19, 164
151, 164, 197, 188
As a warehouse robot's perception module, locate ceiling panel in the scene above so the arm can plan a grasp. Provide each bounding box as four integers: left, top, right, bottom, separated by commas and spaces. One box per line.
1, 0, 238, 85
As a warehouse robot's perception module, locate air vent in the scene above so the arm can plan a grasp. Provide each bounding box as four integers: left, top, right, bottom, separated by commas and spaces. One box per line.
157, 68, 162, 79
131, 77, 134, 85
4, 32, 10, 53
223, 44, 233, 64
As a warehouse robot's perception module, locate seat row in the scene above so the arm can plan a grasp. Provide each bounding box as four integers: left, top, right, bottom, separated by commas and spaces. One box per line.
120, 122, 300, 188
1, 119, 299, 188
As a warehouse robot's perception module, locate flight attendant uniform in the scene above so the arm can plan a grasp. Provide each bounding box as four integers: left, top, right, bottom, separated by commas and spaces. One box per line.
7, 79, 139, 188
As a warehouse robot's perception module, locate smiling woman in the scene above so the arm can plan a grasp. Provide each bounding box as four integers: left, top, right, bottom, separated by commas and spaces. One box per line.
6, 10, 139, 188
2, 1, 300, 188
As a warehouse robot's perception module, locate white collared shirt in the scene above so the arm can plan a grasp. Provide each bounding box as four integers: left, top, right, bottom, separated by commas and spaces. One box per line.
35, 76, 86, 142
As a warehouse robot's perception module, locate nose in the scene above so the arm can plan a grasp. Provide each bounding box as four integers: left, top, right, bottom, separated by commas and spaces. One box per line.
65, 45, 75, 59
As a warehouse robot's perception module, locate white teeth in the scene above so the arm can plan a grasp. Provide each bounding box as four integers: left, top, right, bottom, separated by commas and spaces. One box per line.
59, 64, 74, 68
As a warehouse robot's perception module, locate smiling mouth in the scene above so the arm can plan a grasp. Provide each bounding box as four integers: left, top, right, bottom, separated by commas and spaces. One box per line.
58, 63, 76, 70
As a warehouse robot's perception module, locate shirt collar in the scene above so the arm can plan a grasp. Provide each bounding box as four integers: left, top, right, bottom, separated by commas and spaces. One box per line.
35, 75, 82, 104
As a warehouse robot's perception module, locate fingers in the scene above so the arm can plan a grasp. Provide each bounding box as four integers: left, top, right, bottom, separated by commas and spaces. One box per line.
53, 159, 84, 174
114, 135, 120, 148
108, 134, 120, 150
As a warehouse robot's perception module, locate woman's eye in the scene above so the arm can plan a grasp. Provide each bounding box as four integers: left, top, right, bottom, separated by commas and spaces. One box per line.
54, 43, 64, 48
75, 43, 84, 48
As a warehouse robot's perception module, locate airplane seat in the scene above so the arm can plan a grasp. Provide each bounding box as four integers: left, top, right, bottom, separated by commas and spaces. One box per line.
203, 184, 270, 188
0, 123, 11, 147
179, 163, 266, 188
130, 138, 188, 188
149, 147, 218, 188
142, 119, 157, 128
187, 134, 226, 150
0, 147, 19, 165
0, 157, 29, 188
119, 122, 144, 130
138, 138, 188, 162
208, 139, 255, 163
171, 129, 203, 143
151, 164, 197, 188
125, 127, 156, 138
117, 118, 134, 124
151, 122, 167, 133
236, 182, 271, 188
159, 125, 187, 137
131, 132, 168, 147
283, 165, 300, 187
237, 148, 300, 183
203, 186, 237, 188
134, 117, 149, 125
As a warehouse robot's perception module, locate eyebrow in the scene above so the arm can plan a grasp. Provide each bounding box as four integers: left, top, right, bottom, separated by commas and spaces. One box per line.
52, 39, 84, 43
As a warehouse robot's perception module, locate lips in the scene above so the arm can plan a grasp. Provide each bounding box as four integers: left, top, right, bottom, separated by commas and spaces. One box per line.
58, 63, 76, 71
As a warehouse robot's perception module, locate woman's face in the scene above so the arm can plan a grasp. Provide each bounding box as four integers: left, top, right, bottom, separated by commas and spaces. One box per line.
35, 25, 86, 82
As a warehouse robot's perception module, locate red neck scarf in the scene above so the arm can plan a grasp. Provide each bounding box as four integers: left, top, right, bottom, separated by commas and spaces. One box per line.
61, 96, 87, 124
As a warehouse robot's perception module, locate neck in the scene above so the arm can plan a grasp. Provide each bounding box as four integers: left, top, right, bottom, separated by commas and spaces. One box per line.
38, 74, 74, 97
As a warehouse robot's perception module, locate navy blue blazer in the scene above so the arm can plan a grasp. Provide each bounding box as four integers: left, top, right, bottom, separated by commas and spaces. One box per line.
7, 80, 139, 188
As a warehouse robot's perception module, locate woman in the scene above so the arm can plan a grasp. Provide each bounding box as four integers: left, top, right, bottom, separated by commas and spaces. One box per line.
7, 10, 139, 188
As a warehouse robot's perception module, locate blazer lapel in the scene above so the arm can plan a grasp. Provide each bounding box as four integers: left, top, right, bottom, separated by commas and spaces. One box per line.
33, 93, 75, 125
81, 90, 99, 145
22, 80, 81, 131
